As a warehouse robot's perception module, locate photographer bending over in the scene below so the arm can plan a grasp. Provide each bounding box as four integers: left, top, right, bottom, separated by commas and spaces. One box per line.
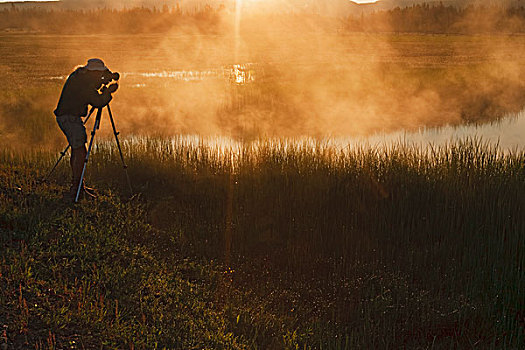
54, 58, 119, 202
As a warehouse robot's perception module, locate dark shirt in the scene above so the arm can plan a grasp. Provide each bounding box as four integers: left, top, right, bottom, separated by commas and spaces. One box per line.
54, 68, 112, 117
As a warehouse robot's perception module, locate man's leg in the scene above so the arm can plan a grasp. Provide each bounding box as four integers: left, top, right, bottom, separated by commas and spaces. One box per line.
70, 146, 87, 199
57, 114, 96, 201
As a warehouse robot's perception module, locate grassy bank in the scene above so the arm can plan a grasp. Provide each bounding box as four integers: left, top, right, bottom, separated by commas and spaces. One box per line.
1, 138, 524, 348
0, 164, 244, 348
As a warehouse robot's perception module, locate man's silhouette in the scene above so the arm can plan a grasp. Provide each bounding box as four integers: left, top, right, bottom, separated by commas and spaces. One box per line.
54, 58, 118, 201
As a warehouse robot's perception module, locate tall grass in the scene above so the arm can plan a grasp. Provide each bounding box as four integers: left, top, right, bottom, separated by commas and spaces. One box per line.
2, 136, 524, 348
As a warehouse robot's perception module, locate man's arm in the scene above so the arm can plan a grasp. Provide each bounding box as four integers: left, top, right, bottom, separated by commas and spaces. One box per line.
88, 89, 113, 109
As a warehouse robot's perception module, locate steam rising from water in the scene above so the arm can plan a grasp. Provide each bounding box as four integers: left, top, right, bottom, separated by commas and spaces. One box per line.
2, 8, 525, 150
117, 108, 525, 167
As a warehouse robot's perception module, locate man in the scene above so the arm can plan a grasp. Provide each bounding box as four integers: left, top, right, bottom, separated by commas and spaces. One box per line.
54, 58, 119, 201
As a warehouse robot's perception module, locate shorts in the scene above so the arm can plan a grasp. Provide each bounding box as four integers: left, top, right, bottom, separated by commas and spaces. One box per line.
56, 114, 87, 149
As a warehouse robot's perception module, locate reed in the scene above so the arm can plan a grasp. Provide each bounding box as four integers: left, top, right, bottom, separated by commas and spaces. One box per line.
2, 136, 522, 348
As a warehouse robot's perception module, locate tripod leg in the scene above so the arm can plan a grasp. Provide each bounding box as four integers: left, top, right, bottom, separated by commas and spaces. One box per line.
46, 107, 97, 181
75, 108, 102, 203
83, 106, 97, 125
45, 145, 70, 181
106, 105, 133, 194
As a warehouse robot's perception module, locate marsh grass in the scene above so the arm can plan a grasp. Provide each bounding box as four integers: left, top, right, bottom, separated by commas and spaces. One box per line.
1, 137, 523, 348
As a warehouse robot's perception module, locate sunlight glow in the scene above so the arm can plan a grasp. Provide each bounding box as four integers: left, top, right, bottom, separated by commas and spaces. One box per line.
235, 0, 242, 61
349, 0, 380, 4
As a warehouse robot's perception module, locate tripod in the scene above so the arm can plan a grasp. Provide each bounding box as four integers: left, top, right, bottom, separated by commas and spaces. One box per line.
47, 104, 132, 203
46, 107, 96, 180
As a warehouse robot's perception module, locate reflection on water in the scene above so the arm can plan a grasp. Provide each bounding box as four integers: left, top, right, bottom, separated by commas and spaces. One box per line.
46, 63, 259, 86
122, 110, 524, 159
352, 109, 525, 151
231, 64, 257, 84
124, 63, 259, 85
166, 110, 525, 152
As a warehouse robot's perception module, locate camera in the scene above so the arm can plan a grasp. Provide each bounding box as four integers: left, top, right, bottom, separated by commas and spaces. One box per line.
101, 70, 120, 85
99, 70, 120, 94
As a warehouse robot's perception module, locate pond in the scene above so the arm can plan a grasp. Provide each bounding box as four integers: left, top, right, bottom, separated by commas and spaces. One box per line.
3, 33, 525, 149
360, 109, 525, 151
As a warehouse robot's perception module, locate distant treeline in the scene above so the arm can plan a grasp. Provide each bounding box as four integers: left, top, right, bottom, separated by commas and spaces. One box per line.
0, 5, 226, 34
3, 3, 525, 34
346, 3, 525, 34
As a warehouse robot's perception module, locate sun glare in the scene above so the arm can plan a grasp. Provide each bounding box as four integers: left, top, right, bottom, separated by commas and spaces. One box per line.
235, 0, 242, 61
350, 0, 380, 4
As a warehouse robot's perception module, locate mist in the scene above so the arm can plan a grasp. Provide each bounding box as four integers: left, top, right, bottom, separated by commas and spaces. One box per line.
102, 7, 525, 140
2, 3, 525, 150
